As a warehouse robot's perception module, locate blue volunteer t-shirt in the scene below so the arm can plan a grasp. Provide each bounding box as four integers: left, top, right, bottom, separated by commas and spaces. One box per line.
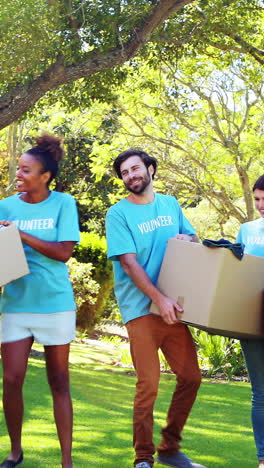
0, 191, 80, 314
236, 218, 264, 257
106, 193, 196, 324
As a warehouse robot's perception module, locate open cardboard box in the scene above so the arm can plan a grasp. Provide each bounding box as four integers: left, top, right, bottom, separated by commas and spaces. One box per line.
0, 224, 29, 287
150, 239, 264, 339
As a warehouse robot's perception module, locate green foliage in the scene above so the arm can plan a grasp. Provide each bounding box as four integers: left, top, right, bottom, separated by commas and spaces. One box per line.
101, 335, 132, 367
0, 0, 263, 130
73, 232, 114, 330
184, 200, 241, 241
0, 0, 61, 90
67, 257, 100, 330
74, 232, 109, 271
190, 328, 246, 379
90, 58, 264, 238
0, 104, 117, 234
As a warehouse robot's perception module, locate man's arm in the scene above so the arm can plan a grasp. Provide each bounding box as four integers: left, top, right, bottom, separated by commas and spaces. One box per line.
119, 252, 183, 325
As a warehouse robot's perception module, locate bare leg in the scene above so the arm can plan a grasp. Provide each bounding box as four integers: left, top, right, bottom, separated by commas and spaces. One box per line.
44, 344, 73, 468
1, 337, 33, 461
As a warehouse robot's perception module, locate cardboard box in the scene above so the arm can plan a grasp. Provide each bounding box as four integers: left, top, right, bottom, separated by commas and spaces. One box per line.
150, 239, 264, 339
0, 224, 29, 287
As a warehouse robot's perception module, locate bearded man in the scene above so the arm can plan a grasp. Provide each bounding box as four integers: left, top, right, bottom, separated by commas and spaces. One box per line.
106, 149, 206, 468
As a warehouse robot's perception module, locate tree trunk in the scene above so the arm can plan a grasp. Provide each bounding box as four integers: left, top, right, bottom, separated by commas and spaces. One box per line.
6, 122, 21, 197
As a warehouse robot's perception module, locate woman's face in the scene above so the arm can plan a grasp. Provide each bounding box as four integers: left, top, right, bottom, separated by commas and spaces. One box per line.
253, 188, 264, 218
16, 153, 49, 193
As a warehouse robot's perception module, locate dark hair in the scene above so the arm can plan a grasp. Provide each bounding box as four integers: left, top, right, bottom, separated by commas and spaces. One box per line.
253, 175, 264, 192
113, 149, 157, 179
26, 134, 64, 185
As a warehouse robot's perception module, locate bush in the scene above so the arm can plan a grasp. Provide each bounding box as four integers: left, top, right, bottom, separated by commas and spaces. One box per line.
190, 328, 247, 379
72, 232, 114, 330
73, 232, 108, 269
67, 258, 101, 330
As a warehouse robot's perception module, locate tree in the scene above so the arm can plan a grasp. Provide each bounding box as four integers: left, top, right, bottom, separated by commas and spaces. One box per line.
90, 60, 264, 238
0, 0, 263, 130
0, 121, 32, 197
0, 102, 120, 235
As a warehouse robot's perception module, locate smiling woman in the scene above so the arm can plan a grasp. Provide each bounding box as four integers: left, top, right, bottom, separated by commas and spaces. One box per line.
0, 134, 80, 468
16, 153, 50, 196
16, 134, 63, 202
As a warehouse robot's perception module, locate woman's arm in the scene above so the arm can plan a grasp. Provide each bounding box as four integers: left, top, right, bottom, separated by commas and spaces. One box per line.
0, 220, 75, 262
20, 231, 75, 262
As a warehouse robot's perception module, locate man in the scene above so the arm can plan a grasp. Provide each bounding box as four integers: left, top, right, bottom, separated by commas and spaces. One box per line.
106, 149, 206, 468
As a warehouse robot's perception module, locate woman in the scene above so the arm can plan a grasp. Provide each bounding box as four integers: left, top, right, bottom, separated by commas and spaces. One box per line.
0, 134, 80, 468
236, 174, 264, 468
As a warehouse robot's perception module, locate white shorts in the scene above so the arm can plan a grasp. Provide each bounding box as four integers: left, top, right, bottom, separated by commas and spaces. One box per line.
0, 311, 76, 345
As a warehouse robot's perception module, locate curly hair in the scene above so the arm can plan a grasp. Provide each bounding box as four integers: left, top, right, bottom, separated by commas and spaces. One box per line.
26, 134, 64, 185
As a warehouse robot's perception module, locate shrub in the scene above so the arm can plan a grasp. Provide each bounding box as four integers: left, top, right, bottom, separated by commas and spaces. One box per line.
67, 258, 101, 330
72, 232, 114, 330
190, 327, 247, 379
73, 232, 108, 269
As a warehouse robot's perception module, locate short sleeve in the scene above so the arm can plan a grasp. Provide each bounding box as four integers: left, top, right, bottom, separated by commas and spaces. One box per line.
57, 195, 80, 242
106, 210, 136, 261
236, 226, 244, 248
176, 201, 196, 235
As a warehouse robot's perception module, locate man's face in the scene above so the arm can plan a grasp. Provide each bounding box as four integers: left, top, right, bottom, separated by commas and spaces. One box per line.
120, 155, 152, 194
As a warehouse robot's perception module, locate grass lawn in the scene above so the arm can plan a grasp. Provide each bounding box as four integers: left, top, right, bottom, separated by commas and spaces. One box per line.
0, 340, 256, 468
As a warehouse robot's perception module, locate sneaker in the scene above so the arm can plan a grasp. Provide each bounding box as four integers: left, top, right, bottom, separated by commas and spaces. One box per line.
157, 451, 206, 468
135, 462, 152, 468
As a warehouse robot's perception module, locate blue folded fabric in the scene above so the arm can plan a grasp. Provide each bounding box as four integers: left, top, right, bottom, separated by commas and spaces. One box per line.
202, 238, 244, 260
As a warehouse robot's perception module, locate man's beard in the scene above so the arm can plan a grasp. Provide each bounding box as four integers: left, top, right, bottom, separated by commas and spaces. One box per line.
124, 172, 151, 194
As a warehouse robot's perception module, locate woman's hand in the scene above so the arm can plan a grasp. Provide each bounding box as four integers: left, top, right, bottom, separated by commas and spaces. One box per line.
0, 220, 12, 226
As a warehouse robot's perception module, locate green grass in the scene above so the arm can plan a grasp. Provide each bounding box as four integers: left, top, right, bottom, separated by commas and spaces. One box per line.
0, 341, 256, 467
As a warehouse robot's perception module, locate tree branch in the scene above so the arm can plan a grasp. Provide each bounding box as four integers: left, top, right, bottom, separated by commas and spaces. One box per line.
0, 0, 194, 130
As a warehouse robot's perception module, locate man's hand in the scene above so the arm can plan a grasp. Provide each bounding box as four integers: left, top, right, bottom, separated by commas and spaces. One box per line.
155, 294, 183, 325
174, 233, 199, 243
119, 253, 185, 325
174, 234, 192, 242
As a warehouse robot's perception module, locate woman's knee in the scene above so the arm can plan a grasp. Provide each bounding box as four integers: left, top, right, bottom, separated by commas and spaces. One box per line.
3, 372, 24, 389
48, 372, 70, 394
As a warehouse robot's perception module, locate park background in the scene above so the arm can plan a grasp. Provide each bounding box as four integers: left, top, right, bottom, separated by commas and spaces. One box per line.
0, 0, 263, 466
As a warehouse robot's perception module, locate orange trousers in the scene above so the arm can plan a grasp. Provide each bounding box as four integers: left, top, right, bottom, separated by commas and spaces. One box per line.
126, 314, 201, 466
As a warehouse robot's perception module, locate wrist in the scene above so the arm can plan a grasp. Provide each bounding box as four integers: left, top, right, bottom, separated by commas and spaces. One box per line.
153, 291, 165, 306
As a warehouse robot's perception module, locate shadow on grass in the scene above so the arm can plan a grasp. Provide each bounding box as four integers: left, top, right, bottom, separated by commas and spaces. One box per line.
0, 342, 256, 467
